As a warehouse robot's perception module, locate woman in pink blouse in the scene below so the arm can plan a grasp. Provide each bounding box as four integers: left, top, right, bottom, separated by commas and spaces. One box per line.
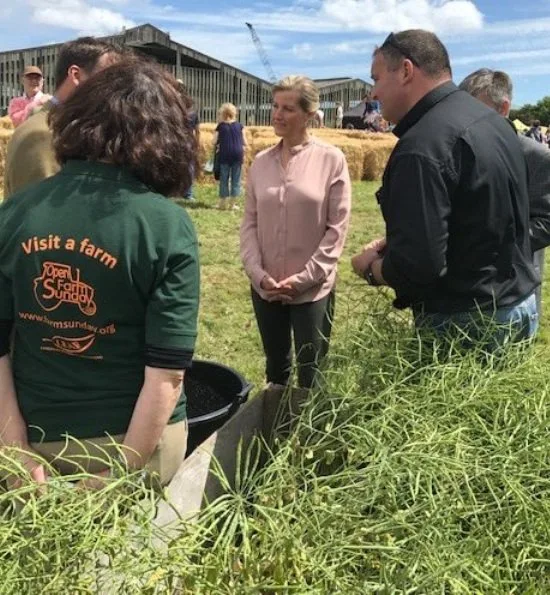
240, 75, 351, 388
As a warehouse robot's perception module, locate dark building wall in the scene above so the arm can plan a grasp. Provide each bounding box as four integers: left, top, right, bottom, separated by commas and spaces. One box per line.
0, 24, 369, 127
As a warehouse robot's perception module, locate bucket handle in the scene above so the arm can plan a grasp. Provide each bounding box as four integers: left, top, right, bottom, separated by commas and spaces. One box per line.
227, 383, 254, 417
237, 382, 254, 403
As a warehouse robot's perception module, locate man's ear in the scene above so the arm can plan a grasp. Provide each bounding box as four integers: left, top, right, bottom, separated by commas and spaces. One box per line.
402, 59, 415, 84
500, 98, 511, 118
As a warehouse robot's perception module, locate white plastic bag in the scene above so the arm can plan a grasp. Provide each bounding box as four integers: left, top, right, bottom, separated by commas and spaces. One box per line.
204, 159, 214, 173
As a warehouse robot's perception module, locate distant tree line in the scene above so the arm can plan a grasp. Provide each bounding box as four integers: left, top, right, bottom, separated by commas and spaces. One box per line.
510, 96, 550, 125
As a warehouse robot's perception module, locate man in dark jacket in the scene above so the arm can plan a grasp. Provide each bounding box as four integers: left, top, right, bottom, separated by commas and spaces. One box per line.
351, 29, 538, 348
459, 68, 550, 316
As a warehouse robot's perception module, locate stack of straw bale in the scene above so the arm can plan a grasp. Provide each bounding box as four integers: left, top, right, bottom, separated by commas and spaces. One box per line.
1, 122, 395, 196
0, 117, 14, 196
198, 125, 396, 184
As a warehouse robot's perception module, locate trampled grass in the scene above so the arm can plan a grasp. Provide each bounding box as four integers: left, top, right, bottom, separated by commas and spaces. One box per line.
2, 181, 550, 591
171, 307, 550, 592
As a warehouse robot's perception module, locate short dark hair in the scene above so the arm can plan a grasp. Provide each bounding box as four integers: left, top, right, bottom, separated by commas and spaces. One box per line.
533, 120, 541, 127
51, 58, 195, 197
374, 30, 452, 78
54, 37, 124, 88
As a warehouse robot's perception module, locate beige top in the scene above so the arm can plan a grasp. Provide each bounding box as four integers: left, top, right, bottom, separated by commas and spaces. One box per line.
5, 101, 58, 199
240, 137, 351, 304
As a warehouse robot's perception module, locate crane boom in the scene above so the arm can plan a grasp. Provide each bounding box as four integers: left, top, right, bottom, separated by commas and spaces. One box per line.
245, 22, 277, 83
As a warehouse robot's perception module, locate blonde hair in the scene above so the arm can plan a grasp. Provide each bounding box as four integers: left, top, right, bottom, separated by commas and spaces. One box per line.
218, 102, 237, 121
272, 75, 320, 114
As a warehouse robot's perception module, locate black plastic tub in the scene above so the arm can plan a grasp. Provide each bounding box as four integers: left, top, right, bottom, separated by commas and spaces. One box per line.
184, 359, 253, 455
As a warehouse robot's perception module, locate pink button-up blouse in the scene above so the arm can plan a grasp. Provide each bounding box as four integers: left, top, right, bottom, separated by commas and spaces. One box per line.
240, 137, 352, 304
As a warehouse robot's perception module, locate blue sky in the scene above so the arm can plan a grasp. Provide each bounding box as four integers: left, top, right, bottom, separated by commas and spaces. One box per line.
1, 0, 549, 107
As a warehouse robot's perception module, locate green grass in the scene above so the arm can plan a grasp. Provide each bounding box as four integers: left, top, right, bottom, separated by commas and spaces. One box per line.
184, 181, 393, 388
185, 181, 550, 387
3, 181, 550, 592
173, 317, 550, 592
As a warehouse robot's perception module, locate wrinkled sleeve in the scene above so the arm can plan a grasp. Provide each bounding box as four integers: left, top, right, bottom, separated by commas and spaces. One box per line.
8, 98, 27, 127
145, 215, 200, 368
240, 163, 268, 288
292, 152, 352, 292
527, 146, 550, 253
381, 154, 451, 301
5, 118, 59, 200
0, 271, 13, 358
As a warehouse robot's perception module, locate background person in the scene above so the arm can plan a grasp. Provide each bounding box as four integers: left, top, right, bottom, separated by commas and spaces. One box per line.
351, 30, 538, 350
335, 101, 344, 129
0, 59, 200, 488
314, 107, 324, 128
526, 120, 544, 144
459, 68, 550, 316
240, 75, 351, 389
177, 79, 200, 202
362, 91, 382, 132
4, 38, 124, 200
212, 102, 247, 210
8, 66, 51, 128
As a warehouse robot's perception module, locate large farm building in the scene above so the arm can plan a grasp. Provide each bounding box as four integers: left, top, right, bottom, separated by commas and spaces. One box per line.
0, 24, 371, 126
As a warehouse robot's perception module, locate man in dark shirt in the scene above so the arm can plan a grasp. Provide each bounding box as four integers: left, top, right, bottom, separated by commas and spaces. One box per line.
351, 29, 538, 347
458, 68, 550, 316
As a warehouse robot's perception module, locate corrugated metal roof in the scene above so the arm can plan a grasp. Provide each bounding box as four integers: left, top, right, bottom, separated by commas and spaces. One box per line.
314, 78, 353, 88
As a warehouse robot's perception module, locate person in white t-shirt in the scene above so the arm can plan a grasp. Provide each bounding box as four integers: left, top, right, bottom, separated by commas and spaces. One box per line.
314, 108, 324, 128
335, 102, 343, 128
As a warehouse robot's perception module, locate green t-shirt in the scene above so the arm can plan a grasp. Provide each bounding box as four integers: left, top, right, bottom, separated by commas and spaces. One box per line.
0, 160, 200, 442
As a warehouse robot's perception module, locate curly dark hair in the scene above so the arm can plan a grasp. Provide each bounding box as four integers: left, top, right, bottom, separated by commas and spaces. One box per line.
50, 58, 196, 197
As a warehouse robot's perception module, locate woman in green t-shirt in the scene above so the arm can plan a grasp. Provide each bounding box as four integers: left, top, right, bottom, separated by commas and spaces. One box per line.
0, 58, 200, 488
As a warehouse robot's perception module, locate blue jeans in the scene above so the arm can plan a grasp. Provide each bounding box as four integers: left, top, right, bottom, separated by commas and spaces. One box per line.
183, 183, 194, 199
183, 163, 195, 199
219, 163, 242, 198
414, 293, 538, 352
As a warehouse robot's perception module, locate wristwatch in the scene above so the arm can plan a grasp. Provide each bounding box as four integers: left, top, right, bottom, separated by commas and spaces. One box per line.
363, 263, 380, 286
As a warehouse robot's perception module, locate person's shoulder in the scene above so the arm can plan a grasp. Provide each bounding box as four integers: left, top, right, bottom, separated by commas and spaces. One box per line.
518, 133, 548, 152
0, 175, 51, 217
309, 137, 345, 160
8, 96, 23, 108
161, 200, 198, 245
10, 108, 50, 143
253, 142, 280, 162
419, 90, 505, 142
519, 134, 550, 165
134, 192, 196, 233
